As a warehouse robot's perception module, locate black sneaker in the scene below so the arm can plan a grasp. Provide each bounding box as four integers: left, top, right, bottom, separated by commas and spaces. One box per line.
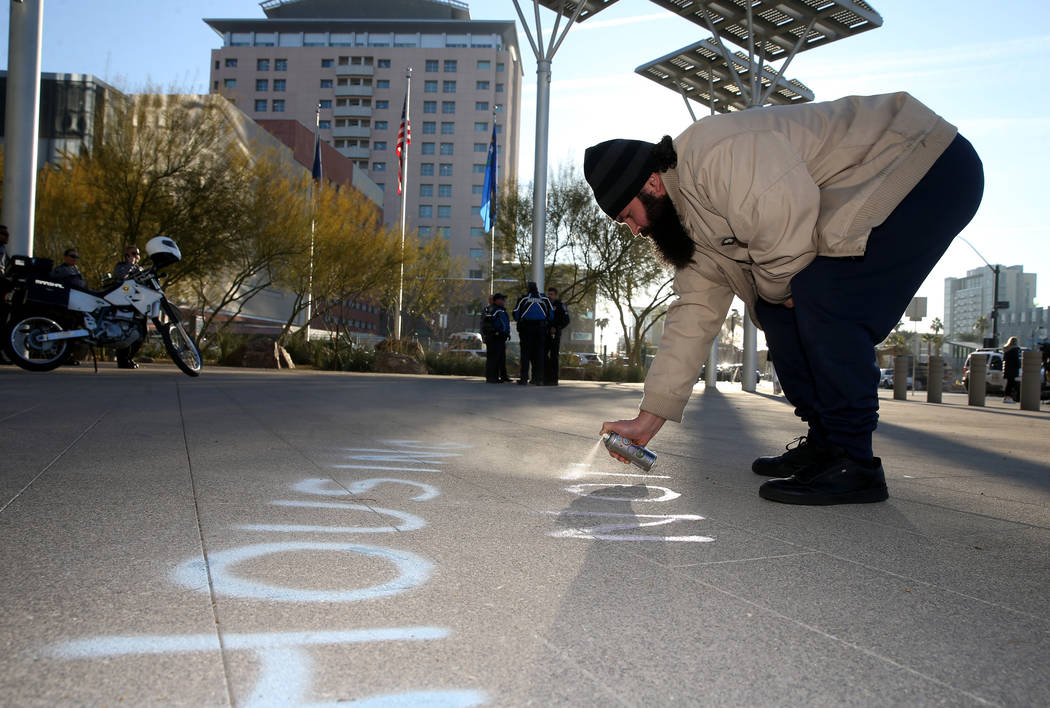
752, 436, 829, 477
758, 454, 889, 505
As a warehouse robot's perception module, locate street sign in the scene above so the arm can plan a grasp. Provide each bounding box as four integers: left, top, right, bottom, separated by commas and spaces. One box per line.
996, 301, 1010, 309
906, 297, 927, 321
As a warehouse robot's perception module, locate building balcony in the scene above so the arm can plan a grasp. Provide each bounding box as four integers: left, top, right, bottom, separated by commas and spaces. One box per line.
335, 85, 374, 98
337, 146, 370, 160
332, 124, 371, 139
333, 104, 373, 118
336, 64, 375, 77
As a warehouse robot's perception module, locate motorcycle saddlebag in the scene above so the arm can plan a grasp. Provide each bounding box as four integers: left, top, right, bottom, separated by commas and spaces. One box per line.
7, 255, 54, 283
25, 278, 70, 308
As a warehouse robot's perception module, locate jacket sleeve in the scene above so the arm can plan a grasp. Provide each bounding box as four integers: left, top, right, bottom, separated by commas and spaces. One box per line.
640, 261, 734, 422
690, 132, 821, 304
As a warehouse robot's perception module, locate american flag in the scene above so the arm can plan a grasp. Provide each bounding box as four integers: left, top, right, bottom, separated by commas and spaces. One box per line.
395, 95, 411, 195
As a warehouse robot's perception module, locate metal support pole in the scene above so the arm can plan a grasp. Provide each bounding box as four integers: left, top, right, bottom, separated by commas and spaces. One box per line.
741, 314, 757, 392
705, 336, 718, 388
991, 264, 1000, 347
2, 0, 44, 257
394, 69, 411, 341
531, 58, 550, 291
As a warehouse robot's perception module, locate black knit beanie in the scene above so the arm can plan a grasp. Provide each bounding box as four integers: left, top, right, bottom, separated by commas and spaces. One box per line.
584, 139, 656, 218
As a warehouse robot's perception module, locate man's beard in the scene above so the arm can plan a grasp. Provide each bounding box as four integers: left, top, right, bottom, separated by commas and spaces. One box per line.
637, 191, 695, 269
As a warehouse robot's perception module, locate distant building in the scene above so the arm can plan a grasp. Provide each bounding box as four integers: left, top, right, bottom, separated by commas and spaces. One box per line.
204, 0, 523, 289
943, 265, 1036, 340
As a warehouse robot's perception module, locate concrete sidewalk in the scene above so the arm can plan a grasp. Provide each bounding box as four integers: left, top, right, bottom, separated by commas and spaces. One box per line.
1, 364, 1047, 706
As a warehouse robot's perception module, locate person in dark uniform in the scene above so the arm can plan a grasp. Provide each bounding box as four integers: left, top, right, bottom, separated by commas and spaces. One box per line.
1001, 337, 1021, 404
513, 281, 552, 385
112, 245, 144, 369
483, 293, 511, 384
544, 286, 570, 385
51, 249, 87, 289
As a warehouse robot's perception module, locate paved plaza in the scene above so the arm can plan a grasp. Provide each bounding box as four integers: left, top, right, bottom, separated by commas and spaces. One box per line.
1, 363, 1048, 706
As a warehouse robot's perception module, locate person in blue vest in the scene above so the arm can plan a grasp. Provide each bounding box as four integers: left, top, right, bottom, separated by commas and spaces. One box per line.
483, 293, 511, 384
513, 281, 553, 385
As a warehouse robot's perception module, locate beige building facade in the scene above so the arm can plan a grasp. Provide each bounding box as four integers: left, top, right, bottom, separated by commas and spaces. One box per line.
205, 0, 522, 283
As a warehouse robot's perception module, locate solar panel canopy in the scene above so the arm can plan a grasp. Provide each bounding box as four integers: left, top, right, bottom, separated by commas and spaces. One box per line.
636, 38, 814, 113
532, 0, 622, 22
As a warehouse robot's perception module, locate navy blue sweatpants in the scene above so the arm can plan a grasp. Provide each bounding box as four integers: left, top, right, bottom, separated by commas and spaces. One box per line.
756, 135, 984, 461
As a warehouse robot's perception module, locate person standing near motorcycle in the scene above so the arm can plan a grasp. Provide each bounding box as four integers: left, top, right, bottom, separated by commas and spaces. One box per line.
113, 245, 144, 369
0, 224, 9, 273
51, 249, 87, 289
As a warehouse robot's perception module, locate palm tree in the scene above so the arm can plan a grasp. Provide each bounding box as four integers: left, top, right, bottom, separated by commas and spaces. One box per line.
973, 315, 990, 343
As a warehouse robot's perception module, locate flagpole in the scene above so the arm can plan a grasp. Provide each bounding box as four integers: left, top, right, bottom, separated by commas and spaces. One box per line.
489, 106, 497, 296
395, 68, 412, 341
306, 102, 320, 342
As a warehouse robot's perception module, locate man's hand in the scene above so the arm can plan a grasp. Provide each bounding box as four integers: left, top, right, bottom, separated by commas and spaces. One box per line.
784, 297, 794, 308
599, 411, 666, 465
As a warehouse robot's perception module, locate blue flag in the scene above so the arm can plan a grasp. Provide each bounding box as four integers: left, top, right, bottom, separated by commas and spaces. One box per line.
480, 124, 497, 232
311, 131, 322, 182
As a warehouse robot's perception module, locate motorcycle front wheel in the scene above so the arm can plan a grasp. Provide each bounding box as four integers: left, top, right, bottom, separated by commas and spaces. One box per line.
156, 301, 202, 377
4, 313, 71, 371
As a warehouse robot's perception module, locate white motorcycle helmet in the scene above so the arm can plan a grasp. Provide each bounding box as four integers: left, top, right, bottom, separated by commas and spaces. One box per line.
145, 236, 182, 269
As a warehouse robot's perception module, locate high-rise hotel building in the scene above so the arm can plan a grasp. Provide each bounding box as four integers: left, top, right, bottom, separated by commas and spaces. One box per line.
206, 0, 522, 281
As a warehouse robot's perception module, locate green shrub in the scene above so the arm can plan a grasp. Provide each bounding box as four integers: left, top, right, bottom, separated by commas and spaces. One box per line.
424, 350, 485, 377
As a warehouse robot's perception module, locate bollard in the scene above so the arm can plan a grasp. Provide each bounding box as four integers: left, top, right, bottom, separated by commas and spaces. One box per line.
1020, 350, 1041, 411
968, 354, 987, 407
927, 356, 943, 404
893, 355, 908, 400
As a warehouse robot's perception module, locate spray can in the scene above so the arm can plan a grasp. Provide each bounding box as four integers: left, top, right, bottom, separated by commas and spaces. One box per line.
602, 432, 657, 472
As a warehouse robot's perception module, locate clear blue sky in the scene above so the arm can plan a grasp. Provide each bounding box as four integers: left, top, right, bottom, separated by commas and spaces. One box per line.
3, 0, 1049, 326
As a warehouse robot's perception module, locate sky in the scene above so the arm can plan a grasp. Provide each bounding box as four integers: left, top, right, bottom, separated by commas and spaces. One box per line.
3, 0, 1049, 334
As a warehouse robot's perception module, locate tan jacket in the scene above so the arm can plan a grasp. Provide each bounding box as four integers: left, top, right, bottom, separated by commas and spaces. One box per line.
641, 92, 957, 422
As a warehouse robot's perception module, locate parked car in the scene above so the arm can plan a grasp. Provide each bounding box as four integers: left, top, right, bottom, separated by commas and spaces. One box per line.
962, 349, 1005, 394
447, 348, 485, 360
567, 352, 603, 367
880, 368, 914, 390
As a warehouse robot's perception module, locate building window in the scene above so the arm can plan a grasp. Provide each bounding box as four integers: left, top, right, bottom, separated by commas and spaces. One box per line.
469, 269, 483, 279
418, 225, 432, 237
438, 205, 452, 219
443, 81, 456, 93
224, 78, 237, 89
254, 99, 267, 112
321, 58, 334, 67
438, 184, 452, 198
474, 122, 488, 132
470, 227, 484, 237
438, 226, 450, 239
256, 79, 269, 91
470, 248, 484, 258
378, 59, 391, 68
475, 101, 489, 111
374, 141, 387, 151
473, 164, 486, 174
272, 100, 285, 112
471, 206, 482, 216
375, 120, 388, 130
440, 143, 454, 155
425, 59, 439, 72
439, 163, 453, 176
320, 79, 333, 89
225, 58, 238, 68
444, 60, 457, 72
273, 79, 286, 92
474, 143, 487, 153
420, 163, 435, 176
377, 79, 390, 89
477, 60, 491, 70
422, 121, 436, 135
423, 101, 437, 114
497, 63, 505, 72
319, 120, 331, 129
441, 101, 455, 114
420, 184, 434, 197
496, 83, 504, 93
372, 162, 386, 171
319, 99, 332, 109
472, 184, 483, 195
419, 205, 433, 218
421, 143, 435, 155
374, 100, 388, 109
476, 80, 490, 91
257, 59, 269, 71
424, 80, 438, 93
275, 58, 288, 71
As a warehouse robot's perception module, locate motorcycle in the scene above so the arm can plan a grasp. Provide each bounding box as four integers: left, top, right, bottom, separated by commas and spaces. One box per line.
2, 236, 202, 376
